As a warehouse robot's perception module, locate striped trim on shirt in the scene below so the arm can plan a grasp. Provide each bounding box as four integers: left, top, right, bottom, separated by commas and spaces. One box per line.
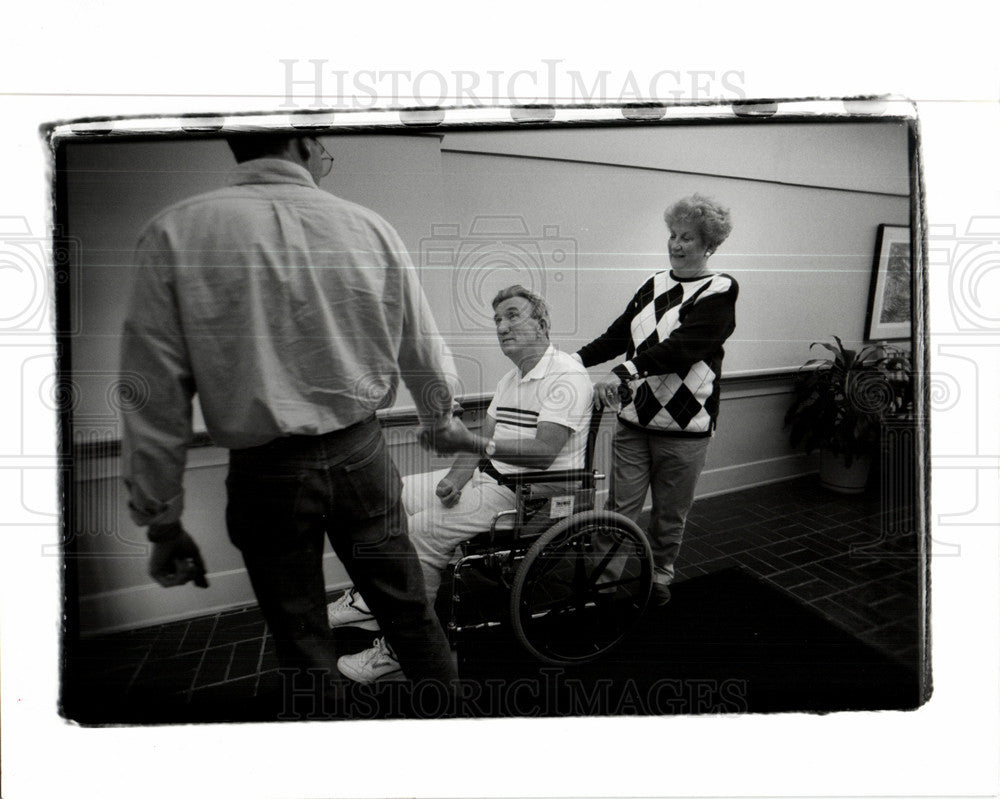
494, 406, 539, 430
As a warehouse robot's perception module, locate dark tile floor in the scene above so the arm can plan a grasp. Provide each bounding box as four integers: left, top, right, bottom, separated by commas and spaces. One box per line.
66, 474, 923, 712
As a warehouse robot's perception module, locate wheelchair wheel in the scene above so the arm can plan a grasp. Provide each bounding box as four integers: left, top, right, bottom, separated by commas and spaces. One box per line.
509, 510, 652, 665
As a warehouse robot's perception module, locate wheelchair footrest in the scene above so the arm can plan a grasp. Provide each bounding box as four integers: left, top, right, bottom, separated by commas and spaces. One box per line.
448, 550, 521, 634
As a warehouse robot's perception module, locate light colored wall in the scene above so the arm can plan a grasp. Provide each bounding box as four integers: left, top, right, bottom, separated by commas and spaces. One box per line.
63, 122, 910, 633
441, 123, 911, 196
429, 128, 909, 387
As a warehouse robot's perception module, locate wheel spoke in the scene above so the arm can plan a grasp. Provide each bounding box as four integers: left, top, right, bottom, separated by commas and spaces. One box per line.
510, 512, 653, 664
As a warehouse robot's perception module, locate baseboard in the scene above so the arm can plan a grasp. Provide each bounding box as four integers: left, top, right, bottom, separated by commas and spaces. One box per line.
695, 454, 816, 499
613, 454, 816, 514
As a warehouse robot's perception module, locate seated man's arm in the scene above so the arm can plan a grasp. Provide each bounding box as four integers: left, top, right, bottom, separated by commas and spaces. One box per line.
426, 366, 589, 470
436, 416, 497, 507
491, 422, 569, 471
430, 416, 570, 471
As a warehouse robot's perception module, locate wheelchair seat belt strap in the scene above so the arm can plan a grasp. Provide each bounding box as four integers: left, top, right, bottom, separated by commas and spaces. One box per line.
479, 459, 516, 490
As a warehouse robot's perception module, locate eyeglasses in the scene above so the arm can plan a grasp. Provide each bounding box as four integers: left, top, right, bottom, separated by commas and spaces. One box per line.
314, 139, 334, 178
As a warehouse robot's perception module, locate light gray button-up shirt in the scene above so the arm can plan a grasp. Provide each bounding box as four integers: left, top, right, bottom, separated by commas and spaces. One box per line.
121, 158, 457, 525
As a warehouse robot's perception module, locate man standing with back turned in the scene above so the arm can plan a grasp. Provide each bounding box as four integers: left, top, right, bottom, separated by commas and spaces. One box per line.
119, 132, 460, 701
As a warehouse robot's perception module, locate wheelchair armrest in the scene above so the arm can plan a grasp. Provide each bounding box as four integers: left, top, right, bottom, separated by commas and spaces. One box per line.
504, 468, 599, 486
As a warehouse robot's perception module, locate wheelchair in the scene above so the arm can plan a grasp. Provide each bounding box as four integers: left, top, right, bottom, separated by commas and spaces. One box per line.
444, 407, 653, 665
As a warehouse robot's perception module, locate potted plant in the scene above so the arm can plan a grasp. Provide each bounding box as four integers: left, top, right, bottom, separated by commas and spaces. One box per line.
785, 336, 912, 493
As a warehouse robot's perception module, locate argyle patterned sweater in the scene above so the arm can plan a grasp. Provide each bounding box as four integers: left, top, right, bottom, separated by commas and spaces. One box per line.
577, 269, 738, 436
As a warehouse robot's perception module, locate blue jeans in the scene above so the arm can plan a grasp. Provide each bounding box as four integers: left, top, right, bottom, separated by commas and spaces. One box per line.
226, 416, 457, 687
608, 422, 711, 587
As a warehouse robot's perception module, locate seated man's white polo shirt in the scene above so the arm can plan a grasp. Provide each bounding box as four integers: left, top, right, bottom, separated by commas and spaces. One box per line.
488, 344, 593, 477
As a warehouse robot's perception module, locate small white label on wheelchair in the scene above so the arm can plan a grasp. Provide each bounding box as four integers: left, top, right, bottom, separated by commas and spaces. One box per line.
549, 496, 575, 518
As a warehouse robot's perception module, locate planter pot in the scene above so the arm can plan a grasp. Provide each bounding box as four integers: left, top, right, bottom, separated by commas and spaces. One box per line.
819, 451, 871, 494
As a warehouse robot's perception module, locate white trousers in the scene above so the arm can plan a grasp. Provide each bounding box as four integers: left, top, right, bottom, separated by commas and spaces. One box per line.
402, 468, 516, 604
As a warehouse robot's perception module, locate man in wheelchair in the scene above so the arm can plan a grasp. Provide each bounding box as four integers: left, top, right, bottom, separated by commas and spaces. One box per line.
332, 284, 594, 683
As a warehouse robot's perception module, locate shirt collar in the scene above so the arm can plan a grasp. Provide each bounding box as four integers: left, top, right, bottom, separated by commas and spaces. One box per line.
227, 158, 317, 189
519, 344, 557, 382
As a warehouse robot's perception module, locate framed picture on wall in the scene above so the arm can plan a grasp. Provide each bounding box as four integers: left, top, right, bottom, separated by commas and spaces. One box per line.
865, 223, 911, 340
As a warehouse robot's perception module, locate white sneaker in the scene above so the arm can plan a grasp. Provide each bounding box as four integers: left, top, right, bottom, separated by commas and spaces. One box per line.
327, 588, 380, 631
337, 637, 403, 684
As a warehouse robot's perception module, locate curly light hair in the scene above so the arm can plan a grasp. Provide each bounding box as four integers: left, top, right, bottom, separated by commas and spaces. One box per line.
664, 194, 733, 252
492, 284, 551, 335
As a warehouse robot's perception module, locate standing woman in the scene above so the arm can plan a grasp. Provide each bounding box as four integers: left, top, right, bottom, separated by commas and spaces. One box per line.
574, 194, 738, 605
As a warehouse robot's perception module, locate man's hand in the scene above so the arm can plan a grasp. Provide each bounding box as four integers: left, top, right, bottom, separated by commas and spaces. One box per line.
148, 528, 209, 588
435, 477, 463, 508
419, 416, 478, 456
593, 373, 627, 409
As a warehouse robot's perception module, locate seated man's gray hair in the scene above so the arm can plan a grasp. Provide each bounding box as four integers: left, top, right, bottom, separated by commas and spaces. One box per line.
492, 284, 551, 332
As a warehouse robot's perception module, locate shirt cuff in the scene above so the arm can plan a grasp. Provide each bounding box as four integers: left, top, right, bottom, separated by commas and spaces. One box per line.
126, 484, 184, 527
612, 362, 638, 381
570, 352, 584, 365
424, 409, 454, 430
147, 521, 184, 543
